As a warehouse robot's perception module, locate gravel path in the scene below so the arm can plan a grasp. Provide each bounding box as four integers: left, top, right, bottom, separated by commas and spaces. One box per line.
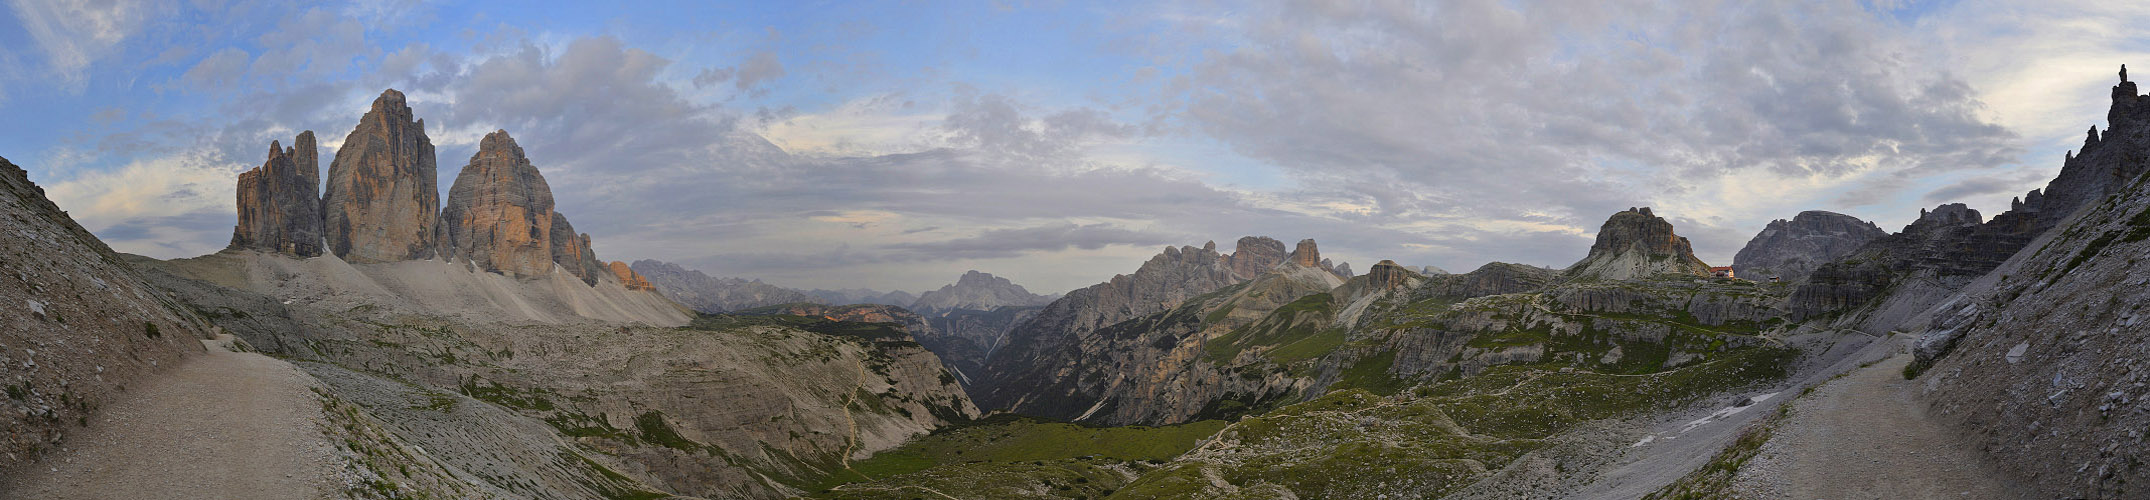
1736, 350, 2028, 499
0, 336, 339, 499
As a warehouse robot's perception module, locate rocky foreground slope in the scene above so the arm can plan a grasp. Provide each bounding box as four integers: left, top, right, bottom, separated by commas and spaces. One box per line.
0, 156, 214, 474
1898, 68, 2150, 498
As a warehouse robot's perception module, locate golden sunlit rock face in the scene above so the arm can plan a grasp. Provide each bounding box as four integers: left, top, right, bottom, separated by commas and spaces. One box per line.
440, 130, 557, 278
608, 260, 657, 291
323, 89, 440, 263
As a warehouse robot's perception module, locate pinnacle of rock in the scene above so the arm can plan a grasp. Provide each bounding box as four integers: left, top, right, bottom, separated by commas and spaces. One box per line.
1288, 239, 1321, 267
229, 133, 324, 257
322, 88, 440, 263
440, 130, 557, 278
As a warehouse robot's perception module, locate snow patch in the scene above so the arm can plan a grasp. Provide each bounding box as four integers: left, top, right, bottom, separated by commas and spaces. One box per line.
1679, 392, 1778, 433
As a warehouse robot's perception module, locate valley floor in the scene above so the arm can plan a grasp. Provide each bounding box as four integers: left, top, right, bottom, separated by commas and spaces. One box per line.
0, 336, 339, 500
1734, 349, 2027, 499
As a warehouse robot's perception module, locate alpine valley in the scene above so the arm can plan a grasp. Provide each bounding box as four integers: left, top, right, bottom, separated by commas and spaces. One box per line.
4, 20, 2149, 500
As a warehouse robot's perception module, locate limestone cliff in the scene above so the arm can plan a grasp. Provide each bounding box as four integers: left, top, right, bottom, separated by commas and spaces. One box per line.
1561, 207, 1711, 281
323, 89, 439, 263
440, 130, 557, 278
228, 134, 324, 257
1730, 210, 1885, 282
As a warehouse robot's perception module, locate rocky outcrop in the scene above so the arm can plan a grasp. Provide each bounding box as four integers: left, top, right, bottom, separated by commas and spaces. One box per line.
1730, 210, 1885, 282
1224, 236, 1288, 279
1562, 207, 1711, 281
228, 133, 324, 257
1419, 262, 1554, 301
607, 261, 656, 291
629, 259, 823, 313
322, 89, 439, 263
439, 130, 556, 278
0, 155, 209, 471
1330, 261, 1353, 279
908, 270, 1053, 314
1366, 260, 1414, 290
549, 213, 605, 285
1288, 239, 1321, 267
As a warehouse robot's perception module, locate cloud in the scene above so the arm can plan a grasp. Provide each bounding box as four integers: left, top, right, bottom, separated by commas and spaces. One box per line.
1158, 0, 2018, 263
732, 52, 785, 94
182, 47, 250, 89
7, 0, 153, 85
882, 223, 1180, 260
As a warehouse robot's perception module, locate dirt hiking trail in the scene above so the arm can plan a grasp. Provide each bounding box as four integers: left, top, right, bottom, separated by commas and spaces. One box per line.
0, 335, 339, 499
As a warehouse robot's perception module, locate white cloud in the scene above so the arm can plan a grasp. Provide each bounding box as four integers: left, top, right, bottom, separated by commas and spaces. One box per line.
7, 0, 152, 85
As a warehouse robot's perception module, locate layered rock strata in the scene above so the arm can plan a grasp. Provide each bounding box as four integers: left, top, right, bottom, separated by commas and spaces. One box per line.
229, 133, 324, 256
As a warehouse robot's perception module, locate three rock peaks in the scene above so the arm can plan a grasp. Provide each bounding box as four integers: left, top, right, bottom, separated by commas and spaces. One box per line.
230, 89, 630, 288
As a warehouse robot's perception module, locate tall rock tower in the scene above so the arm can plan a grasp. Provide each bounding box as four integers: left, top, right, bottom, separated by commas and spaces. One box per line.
229, 133, 324, 256
439, 130, 558, 277
322, 89, 440, 263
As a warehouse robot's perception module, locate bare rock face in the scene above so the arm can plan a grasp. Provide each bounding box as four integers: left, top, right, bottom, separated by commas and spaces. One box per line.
1366, 260, 1414, 290
909, 270, 1052, 314
1288, 238, 1322, 267
1562, 207, 1711, 281
1224, 236, 1287, 279
607, 261, 656, 291
323, 89, 440, 263
439, 130, 556, 278
229, 134, 324, 257
1730, 210, 1886, 282
549, 213, 605, 285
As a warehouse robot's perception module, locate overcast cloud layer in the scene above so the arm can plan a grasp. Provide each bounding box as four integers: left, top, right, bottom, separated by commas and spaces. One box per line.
2, 0, 2147, 293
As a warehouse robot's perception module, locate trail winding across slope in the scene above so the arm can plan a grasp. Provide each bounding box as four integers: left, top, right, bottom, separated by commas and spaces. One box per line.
1734, 351, 2028, 499
0, 336, 339, 500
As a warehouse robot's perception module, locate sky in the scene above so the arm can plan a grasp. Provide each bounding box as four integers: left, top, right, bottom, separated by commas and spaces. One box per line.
3, 0, 2147, 294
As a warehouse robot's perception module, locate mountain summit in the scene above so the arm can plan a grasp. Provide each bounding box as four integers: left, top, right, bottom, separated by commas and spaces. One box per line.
909, 270, 1052, 314
1563, 207, 1711, 280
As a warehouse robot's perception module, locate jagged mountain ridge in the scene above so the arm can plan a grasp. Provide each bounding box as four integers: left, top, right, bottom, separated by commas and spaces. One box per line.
629, 259, 826, 313
972, 236, 1299, 413
1791, 71, 2150, 331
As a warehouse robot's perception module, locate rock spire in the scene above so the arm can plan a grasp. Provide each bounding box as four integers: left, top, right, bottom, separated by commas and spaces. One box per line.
322, 89, 440, 263
229, 134, 324, 256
